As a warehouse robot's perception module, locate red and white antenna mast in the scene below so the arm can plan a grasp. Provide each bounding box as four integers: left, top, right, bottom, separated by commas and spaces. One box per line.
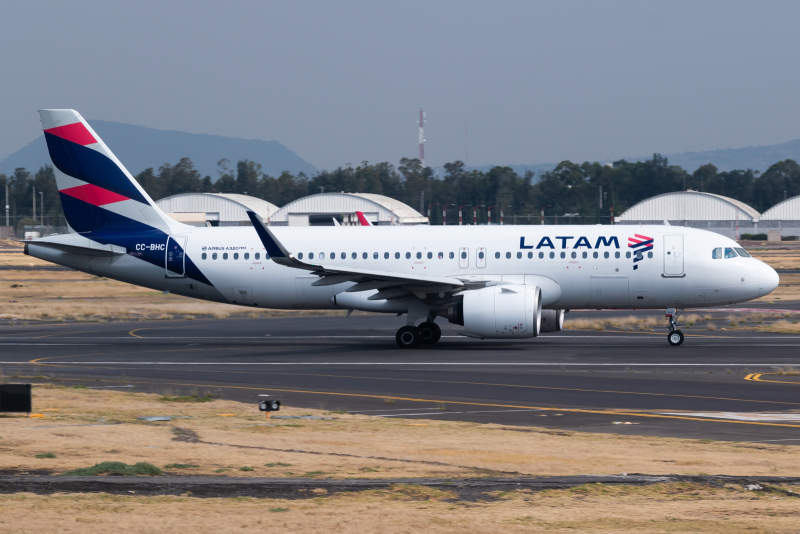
418, 108, 426, 167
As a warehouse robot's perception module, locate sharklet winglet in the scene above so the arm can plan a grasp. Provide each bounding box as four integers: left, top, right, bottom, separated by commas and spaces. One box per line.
246, 211, 316, 270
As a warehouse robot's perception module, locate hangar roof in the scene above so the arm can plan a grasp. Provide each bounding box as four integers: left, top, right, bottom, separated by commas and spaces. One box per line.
155, 193, 279, 222
270, 192, 428, 225
617, 191, 761, 222
760, 195, 800, 220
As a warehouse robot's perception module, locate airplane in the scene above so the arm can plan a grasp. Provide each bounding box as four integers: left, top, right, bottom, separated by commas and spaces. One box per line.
25, 110, 780, 348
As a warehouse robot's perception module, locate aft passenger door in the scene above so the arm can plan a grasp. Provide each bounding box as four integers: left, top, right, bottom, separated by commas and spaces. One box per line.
663, 235, 684, 276
459, 247, 469, 268
165, 235, 187, 278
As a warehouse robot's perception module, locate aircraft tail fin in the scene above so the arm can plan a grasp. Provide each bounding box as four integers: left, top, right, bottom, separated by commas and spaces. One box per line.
39, 109, 174, 234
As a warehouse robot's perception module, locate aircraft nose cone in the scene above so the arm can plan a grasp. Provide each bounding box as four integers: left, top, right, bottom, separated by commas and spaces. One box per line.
759, 263, 779, 296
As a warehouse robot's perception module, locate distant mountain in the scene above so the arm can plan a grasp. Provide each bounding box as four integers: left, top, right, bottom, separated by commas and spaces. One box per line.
0, 120, 317, 179
462, 138, 800, 178
630, 139, 800, 173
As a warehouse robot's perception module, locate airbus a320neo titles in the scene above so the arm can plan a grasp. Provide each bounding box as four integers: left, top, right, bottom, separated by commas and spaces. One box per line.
26, 110, 780, 347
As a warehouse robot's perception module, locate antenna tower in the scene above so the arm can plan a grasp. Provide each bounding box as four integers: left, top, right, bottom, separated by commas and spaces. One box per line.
418, 108, 426, 167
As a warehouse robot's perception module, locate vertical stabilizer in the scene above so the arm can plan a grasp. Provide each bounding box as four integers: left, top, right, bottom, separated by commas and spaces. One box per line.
39, 109, 175, 234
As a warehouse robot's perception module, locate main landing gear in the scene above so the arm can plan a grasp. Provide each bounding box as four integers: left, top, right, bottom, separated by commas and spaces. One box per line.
665, 308, 684, 346
396, 321, 441, 349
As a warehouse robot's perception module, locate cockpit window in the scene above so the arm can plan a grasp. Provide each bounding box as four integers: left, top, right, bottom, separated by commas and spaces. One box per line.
724, 247, 738, 259
712, 247, 722, 259
734, 247, 751, 258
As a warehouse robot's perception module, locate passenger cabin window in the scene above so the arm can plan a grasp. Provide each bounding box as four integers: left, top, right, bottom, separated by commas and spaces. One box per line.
202, 253, 207, 260
352, 252, 357, 259
427, 252, 432, 259
506, 252, 511, 259
539, 252, 544, 259
395, 252, 400, 259
309, 252, 314, 260
517, 252, 522, 259
615, 252, 620, 259
461, 251, 467, 259
212, 253, 218, 260
647, 251, 653, 258
724, 247, 738, 259
478, 251, 485, 259
449, 252, 455, 259
712, 247, 722, 259
495, 252, 500, 259
416, 252, 422, 259
244, 253, 250, 260
604, 251, 609, 259
549, 252, 555, 259
625, 251, 631, 259
319, 252, 325, 260
384, 252, 389, 259
438, 252, 443, 259
296, 253, 302, 260
340, 252, 346, 259
233, 253, 239, 260
582, 252, 588, 259
255, 253, 260, 260
406, 252, 411, 259
363, 252, 368, 259
374, 252, 378, 259
571, 252, 577, 259
527, 252, 533, 259
734, 247, 750, 257
592, 251, 598, 259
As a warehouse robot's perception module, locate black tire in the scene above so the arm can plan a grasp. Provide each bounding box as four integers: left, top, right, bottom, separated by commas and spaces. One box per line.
396, 326, 421, 348
418, 321, 442, 344
667, 330, 684, 346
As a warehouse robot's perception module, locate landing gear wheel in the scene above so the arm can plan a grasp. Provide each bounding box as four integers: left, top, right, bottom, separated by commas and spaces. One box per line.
396, 326, 421, 349
418, 322, 441, 344
667, 330, 684, 346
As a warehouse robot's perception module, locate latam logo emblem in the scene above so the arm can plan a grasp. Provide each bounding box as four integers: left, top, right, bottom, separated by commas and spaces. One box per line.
628, 234, 654, 270
202, 246, 207, 251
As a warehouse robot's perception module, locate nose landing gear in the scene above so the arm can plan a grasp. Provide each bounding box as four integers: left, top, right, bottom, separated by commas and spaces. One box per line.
665, 308, 684, 346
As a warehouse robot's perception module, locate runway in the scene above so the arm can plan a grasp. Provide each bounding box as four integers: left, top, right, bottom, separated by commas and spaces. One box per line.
2, 314, 800, 443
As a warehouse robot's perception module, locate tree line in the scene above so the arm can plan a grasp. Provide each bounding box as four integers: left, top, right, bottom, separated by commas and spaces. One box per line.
3, 155, 800, 227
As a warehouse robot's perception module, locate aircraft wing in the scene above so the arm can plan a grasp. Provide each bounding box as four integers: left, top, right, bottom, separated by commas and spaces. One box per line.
246, 211, 464, 290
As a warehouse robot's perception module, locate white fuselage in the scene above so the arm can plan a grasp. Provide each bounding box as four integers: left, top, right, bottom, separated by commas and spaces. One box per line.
28, 224, 779, 313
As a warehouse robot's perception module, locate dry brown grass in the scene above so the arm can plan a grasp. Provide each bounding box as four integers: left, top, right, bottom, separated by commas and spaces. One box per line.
3, 386, 800, 479
751, 250, 800, 270
1, 483, 799, 534
0, 269, 347, 321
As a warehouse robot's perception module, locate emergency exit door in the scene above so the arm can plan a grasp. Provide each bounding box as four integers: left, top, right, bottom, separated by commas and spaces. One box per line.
663, 235, 684, 276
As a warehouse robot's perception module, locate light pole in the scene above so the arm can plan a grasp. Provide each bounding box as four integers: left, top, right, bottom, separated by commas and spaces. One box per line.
500, 205, 511, 225
442, 204, 453, 226
458, 204, 471, 225
540, 205, 550, 225
487, 205, 499, 225
474, 204, 484, 225
4, 181, 8, 227
40, 191, 44, 226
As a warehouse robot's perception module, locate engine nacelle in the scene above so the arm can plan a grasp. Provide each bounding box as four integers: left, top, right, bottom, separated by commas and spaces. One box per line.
461, 284, 542, 338
539, 309, 565, 333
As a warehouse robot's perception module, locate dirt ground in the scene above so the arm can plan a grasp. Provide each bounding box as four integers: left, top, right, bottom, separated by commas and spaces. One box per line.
1, 483, 799, 534
2, 385, 800, 479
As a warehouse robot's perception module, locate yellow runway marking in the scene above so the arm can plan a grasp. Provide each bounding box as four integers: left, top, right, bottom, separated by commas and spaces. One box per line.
31, 376, 800, 429
746, 373, 800, 385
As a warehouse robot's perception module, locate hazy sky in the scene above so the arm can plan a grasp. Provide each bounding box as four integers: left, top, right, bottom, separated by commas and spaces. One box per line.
2, 0, 799, 171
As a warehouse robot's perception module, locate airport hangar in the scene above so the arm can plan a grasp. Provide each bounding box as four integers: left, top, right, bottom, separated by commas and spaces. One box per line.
155, 192, 428, 227
616, 190, 800, 239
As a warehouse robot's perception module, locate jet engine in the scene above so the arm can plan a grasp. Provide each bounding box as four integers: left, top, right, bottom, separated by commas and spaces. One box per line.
451, 284, 542, 339
539, 309, 565, 333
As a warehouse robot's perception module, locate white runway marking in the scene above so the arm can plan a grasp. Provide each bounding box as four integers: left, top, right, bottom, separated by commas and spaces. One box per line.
661, 412, 800, 422
4, 361, 800, 366
6, 335, 800, 340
